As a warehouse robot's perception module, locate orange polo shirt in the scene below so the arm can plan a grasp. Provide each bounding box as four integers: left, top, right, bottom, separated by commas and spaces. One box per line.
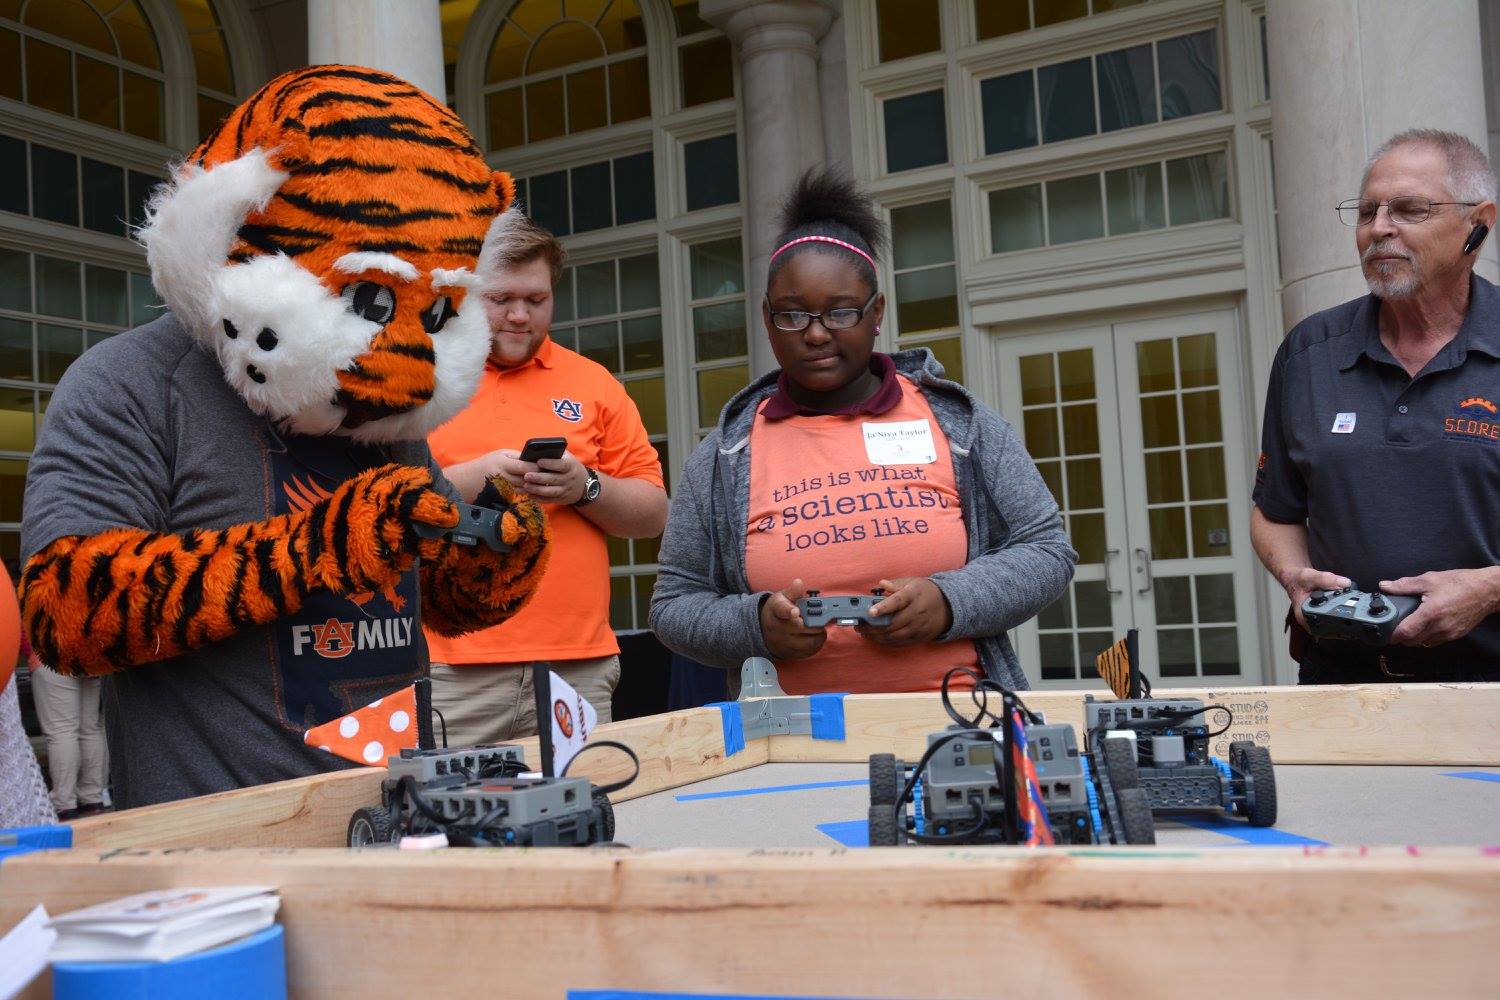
743, 377, 979, 694
426, 336, 663, 664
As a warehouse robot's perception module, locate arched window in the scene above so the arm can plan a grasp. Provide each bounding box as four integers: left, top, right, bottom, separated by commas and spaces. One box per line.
0, 0, 167, 141
482, 0, 651, 150
173, 0, 238, 142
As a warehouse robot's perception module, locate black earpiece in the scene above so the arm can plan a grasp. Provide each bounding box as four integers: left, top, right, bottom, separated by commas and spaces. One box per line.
1463, 223, 1489, 255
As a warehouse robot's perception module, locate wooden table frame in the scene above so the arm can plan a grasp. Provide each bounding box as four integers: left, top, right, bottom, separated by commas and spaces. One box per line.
4, 682, 1499, 997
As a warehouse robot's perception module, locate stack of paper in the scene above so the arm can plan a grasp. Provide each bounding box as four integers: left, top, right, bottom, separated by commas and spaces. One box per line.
47, 886, 280, 963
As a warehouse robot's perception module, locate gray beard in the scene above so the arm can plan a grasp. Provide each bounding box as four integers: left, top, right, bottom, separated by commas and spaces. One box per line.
1362, 260, 1421, 300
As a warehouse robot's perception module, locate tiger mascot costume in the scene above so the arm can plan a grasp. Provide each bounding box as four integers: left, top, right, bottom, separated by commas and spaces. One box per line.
18, 66, 550, 807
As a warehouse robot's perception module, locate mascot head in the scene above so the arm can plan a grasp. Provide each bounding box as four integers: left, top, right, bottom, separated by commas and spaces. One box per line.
140, 65, 514, 442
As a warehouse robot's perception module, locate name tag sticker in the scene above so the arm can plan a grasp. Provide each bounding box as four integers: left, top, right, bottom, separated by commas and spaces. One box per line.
862, 419, 936, 465
1331, 412, 1357, 434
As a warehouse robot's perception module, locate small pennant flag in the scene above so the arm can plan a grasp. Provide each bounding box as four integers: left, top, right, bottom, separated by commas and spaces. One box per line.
1009, 710, 1055, 847
548, 670, 598, 775
1095, 635, 1133, 700
305, 685, 419, 766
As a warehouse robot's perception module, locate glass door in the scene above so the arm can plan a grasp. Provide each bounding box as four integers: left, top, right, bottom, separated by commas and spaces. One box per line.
994, 308, 1261, 687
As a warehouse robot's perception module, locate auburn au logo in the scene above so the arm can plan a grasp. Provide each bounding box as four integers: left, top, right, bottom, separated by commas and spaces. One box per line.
553, 698, 574, 738
552, 398, 583, 422
1444, 396, 1500, 445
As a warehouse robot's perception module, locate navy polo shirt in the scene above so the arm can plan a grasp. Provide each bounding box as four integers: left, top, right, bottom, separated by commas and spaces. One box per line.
1254, 274, 1500, 669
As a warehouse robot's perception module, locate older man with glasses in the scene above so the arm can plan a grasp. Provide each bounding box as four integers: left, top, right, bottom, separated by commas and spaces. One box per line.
1251, 128, 1500, 683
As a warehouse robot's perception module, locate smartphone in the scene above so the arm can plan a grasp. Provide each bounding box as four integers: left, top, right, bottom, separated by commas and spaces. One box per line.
518, 436, 568, 463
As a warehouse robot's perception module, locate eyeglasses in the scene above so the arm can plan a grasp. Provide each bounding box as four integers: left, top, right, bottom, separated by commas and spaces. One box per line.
767, 291, 878, 332
1335, 196, 1479, 227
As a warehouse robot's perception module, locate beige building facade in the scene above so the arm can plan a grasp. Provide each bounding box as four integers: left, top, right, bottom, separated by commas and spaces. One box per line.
2, 0, 1497, 686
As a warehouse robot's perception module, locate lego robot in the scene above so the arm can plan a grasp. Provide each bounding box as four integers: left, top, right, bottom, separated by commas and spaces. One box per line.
347, 743, 616, 848
1086, 631, 1277, 827
867, 677, 1156, 847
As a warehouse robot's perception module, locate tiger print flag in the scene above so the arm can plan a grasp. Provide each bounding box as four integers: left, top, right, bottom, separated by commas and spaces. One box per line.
1095, 635, 1133, 700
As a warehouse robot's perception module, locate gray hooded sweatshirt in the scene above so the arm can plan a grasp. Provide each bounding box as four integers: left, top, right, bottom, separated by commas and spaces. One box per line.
649, 348, 1077, 692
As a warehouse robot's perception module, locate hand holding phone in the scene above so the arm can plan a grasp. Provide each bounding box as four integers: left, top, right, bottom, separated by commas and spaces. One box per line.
518, 436, 567, 464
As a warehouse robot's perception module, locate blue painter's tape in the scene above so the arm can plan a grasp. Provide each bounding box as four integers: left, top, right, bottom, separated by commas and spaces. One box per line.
570, 992, 885, 999
1442, 771, 1500, 783
708, 701, 745, 756
0, 824, 72, 866
53, 924, 286, 1000
676, 779, 867, 802
808, 693, 846, 741
815, 819, 869, 848
1170, 814, 1329, 846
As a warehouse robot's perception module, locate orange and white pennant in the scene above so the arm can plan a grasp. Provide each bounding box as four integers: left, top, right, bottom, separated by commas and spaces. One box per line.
304, 685, 419, 766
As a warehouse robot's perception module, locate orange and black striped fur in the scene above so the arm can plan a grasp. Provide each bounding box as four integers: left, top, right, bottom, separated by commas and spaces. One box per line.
21, 66, 549, 678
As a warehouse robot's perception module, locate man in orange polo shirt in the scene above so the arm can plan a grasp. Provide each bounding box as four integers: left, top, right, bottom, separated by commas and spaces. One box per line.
427, 211, 667, 744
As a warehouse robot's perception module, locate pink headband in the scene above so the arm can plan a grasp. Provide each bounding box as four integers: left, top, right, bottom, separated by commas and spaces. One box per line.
770, 235, 876, 271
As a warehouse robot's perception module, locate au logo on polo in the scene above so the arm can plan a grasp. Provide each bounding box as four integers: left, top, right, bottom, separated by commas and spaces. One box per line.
1443, 396, 1499, 445
552, 397, 583, 422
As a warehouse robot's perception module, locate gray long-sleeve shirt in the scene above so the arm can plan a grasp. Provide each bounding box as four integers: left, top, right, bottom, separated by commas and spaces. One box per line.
650, 349, 1077, 692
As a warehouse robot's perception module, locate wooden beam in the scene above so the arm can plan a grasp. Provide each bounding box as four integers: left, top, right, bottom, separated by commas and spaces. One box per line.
769, 683, 1500, 765
4, 846, 1497, 998
68, 707, 759, 852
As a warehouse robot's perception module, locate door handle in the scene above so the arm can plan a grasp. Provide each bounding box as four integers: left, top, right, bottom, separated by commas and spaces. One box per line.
1104, 548, 1123, 595
1134, 547, 1153, 594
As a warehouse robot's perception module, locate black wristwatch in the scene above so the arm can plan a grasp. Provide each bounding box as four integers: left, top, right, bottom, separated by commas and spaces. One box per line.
574, 467, 601, 507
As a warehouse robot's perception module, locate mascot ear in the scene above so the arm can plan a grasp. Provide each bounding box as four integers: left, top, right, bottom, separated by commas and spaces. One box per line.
493, 170, 517, 216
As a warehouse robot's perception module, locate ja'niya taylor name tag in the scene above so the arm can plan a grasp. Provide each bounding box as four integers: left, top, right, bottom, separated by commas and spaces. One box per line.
1331, 412, 1357, 434
863, 418, 937, 464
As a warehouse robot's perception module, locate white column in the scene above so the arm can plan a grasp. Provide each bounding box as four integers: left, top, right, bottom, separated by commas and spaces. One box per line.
307, 0, 445, 102
703, 0, 838, 377
1267, 0, 1498, 331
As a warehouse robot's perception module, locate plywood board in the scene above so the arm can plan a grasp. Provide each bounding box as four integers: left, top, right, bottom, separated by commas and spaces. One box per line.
770, 683, 1500, 765
4, 846, 1496, 999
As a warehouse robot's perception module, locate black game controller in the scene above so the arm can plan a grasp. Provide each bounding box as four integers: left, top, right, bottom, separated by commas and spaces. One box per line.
1300, 587, 1419, 646
413, 501, 514, 552
798, 589, 891, 628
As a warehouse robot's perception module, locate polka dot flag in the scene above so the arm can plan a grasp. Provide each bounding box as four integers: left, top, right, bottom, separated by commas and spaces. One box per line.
304, 684, 419, 766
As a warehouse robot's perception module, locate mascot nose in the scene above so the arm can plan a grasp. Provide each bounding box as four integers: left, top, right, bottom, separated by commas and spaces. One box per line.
335, 315, 438, 429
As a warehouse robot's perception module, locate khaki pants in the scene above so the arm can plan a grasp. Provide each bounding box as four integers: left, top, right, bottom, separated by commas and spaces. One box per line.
29, 665, 107, 812
429, 655, 620, 747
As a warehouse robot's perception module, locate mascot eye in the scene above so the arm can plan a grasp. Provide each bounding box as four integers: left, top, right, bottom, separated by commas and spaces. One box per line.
422, 295, 458, 334
340, 281, 395, 325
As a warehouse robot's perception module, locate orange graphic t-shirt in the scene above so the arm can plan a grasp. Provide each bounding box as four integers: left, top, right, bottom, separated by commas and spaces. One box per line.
743, 378, 979, 694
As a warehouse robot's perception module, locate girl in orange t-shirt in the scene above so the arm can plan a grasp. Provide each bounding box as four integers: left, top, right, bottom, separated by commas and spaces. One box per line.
651, 171, 1076, 694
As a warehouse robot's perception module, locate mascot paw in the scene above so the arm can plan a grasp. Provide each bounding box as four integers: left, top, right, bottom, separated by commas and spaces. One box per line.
312, 463, 458, 594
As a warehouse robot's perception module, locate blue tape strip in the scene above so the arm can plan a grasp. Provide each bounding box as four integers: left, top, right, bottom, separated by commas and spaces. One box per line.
0, 824, 72, 866
1442, 771, 1500, 783
808, 693, 847, 741
676, 779, 868, 802
570, 992, 882, 999
1170, 815, 1329, 847
708, 701, 745, 757
815, 819, 869, 848
53, 924, 286, 1000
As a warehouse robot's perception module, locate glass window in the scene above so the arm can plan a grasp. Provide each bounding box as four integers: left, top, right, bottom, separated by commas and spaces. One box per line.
128, 171, 159, 233
567, 66, 609, 133
696, 364, 746, 427
35, 257, 81, 319
893, 267, 958, 333
529, 170, 570, 236
981, 71, 1038, 156
877, 0, 941, 63
883, 89, 947, 173
689, 238, 743, 299
1158, 29, 1220, 121
81, 159, 126, 237
1167, 151, 1229, 225
0, 30, 20, 102
121, 71, 164, 142
609, 56, 651, 123
129, 272, 159, 328
1035, 0, 1089, 27
613, 151, 655, 224
30, 146, 78, 227
0, 317, 32, 381
619, 253, 660, 312
989, 184, 1045, 253
85, 266, 129, 327
680, 36, 733, 106
692, 302, 745, 362
38, 324, 83, 382
0, 134, 24, 216
684, 134, 738, 210
0, 388, 35, 453
25, 38, 74, 117
975, 1, 1029, 39
76, 55, 120, 130
1105, 162, 1165, 234
1046, 174, 1104, 244
1097, 44, 1156, 132
689, 235, 748, 428
891, 201, 955, 271
486, 88, 525, 150
571, 160, 613, 233
1038, 58, 1095, 144
0, 249, 29, 312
